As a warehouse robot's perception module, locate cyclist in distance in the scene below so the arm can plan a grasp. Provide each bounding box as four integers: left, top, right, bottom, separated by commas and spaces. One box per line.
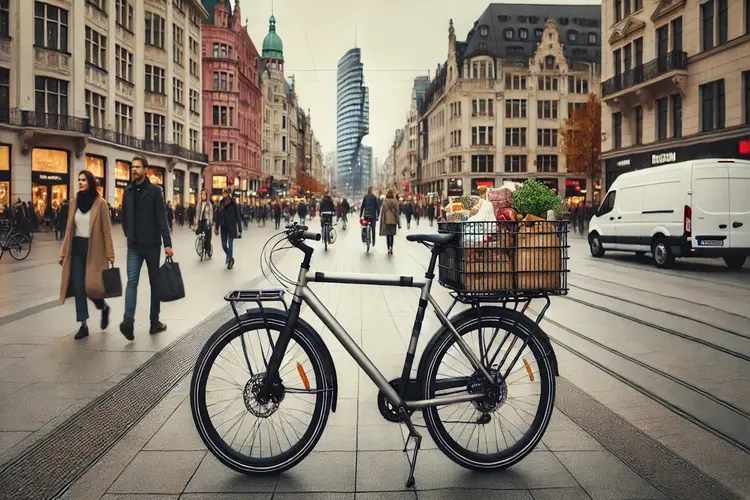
195, 190, 213, 253
319, 191, 336, 233
360, 186, 380, 247
340, 196, 351, 227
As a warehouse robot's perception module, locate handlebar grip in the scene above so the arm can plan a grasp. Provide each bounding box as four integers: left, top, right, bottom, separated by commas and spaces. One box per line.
302, 231, 321, 241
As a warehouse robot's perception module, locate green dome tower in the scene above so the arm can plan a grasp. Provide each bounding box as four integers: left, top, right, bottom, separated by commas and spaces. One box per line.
262, 15, 284, 62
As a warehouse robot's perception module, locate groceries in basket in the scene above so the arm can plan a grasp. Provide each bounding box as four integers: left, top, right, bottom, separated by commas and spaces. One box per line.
438, 180, 568, 294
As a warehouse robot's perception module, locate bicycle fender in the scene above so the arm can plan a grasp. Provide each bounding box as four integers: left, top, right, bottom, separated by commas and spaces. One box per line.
416, 306, 559, 383
244, 307, 340, 412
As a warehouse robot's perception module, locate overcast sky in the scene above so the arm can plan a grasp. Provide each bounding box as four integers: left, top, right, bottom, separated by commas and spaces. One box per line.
239, 0, 599, 164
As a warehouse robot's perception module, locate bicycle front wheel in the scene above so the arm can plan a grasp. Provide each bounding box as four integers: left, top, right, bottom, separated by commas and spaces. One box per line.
195, 236, 204, 260
191, 311, 333, 475
8, 234, 31, 261
420, 307, 555, 471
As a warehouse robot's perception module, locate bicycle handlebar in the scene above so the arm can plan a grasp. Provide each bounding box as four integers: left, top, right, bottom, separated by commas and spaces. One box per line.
301, 231, 321, 241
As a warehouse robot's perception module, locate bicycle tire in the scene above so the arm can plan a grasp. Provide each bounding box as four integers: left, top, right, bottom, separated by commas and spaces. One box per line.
420, 307, 555, 471
8, 234, 31, 261
196, 235, 204, 261
324, 225, 328, 251
191, 311, 333, 475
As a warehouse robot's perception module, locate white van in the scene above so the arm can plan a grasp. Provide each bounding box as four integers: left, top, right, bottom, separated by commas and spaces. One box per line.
588, 159, 750, 269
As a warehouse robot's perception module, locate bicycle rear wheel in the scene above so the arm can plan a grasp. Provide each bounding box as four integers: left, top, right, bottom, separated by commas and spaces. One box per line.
191, 311, 333, 474
8, 234, 31, 261
420, 307, 555, 471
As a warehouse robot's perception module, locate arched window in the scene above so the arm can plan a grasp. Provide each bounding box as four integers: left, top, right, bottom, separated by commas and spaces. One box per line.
545, 56, 555, 70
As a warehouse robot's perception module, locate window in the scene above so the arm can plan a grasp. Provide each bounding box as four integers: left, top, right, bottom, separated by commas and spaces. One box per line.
213, 105, 232, 126
190, 129, 199, 151
656, 24, 668, 58
472, 126, 494, 145
671, 93, 683, 137
505, 99, 527, 118
173, 24, 184, 65
34, 76, 68, 114
449, 156, 462, 173
568, 76, 589, 94
115, 0, 133, 31
0, 0, 9, 38
115, 45, 133, 82
656, 98, 668, 141
701, 0, 714, 51
173, 0, 183, 11
613, 49, 622, 75
519, 28, 528, 40
700, 79, 725, 131
173, 77, 183, 105
190, 58, 199, 78
145, 112, 166, 142
85, 27, 106, 69
505, 74, 527, 90
566, 31, 578, 42
718, 0, 728, 44
635, 0, 643, 10
599, 191, 616, 216
34, 2, 69, 52
282, 115, 287, 128
505, 128, 527, 147
568, 102, 583, 116
537, 100, 559, 120
504, 155, 527, 173
213, 142, 229, 161
615, 0, 622, 22
450, 130, 462, 146
537, 155, 558, 173
538, 76, 558, 91
747, 0, 750, 34
173, 121, 184, 145
537, 129, 558, 148
471, 155, 495, 173
479, 25, 489, 36
504, 28, 514, 40
545, 56, 555, 70
189, 89, 199, 113
115, 101, 133, 134
634, 37, 643, 66
85, 90, 105, 128
745, 71, 750, 124
0, 67, 8, 113
212, 43, 219, 57
145, 11, 165, 49
145, 65, 165, 94
88, 0, 106, 12
634, 106, 643, 145
624, 0, 631, 17
613, 112, 622, 149
588, 33, 597, 44
534, 28, 543, 38
282, 136, 287, 152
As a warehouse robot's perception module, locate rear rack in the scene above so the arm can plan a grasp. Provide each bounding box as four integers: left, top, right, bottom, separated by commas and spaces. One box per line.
224, 289, 286, 303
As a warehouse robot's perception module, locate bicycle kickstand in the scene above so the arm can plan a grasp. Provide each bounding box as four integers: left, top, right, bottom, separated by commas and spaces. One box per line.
399, 407, 422, 488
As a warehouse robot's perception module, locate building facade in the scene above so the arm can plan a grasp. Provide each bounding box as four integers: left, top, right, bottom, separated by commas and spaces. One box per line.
336, 48, 370, 199
0, 0, 209, 215
601, 0, 750, 188
417, 4, 601, 205
201, 0, 262, 204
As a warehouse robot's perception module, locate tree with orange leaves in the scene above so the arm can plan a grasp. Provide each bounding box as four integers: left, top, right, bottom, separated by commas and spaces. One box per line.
559, 94, 602, 202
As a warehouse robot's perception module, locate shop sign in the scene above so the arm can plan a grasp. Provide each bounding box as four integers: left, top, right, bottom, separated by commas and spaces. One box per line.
616, 159, 631, 167
739, 140, 750, 155
651, 151, 677, 165
116, 179, 129, 188
37, 173, 64, 182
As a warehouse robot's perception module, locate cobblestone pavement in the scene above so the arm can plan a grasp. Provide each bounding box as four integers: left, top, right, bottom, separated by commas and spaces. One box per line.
1, 219, 749, 500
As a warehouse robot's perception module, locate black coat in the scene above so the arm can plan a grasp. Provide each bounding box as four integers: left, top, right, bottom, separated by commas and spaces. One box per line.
319, 195, 335, 214
121, 178, 172, 251
360, 194, 380, 219
216, 199, 243, 238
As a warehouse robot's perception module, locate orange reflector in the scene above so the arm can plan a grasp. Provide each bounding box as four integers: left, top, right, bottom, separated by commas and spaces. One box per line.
297, 361, 311, 390
523, 358, 534, 382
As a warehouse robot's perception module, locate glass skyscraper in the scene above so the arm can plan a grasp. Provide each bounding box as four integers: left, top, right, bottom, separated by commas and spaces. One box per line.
336, 48, 370, 198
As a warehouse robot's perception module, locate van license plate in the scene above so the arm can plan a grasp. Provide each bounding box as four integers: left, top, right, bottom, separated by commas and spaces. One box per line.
698, 239, 724, 246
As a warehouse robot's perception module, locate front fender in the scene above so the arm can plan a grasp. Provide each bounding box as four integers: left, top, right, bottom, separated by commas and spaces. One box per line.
244, 306, 339, 412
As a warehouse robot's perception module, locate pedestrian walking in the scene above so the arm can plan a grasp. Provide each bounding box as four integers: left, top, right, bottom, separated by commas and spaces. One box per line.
56, 199, 69, 240
427, 202, 435, 227
119, 156, 173, 341
196, 189, 213, 255
297, 200, 308, 222
273, 201, 282, 229
59, 170, 114, 340
187, 204, 195, 229
403, 199, 414, 229
380, 189, 401, 255
215, 189, 242, 269
166, 201, 174, 232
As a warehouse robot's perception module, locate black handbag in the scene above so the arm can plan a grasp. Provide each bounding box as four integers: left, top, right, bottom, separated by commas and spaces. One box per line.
156, 256, 185, 302
102, 265, 123, 298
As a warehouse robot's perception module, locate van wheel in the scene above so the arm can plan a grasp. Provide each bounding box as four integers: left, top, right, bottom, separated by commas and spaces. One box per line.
652, 239, 675, 268
589, 234, 605, 257
723, 256, 746, 269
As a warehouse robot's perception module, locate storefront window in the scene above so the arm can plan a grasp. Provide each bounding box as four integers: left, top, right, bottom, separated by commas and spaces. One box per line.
189, 172, 199, 206
115, 160, 130, 210
471, 178, 494, 195
0, 145, 9, 214
146, 167, 164, 186
173, 169, 184, 206
32, 148, 69, 219
538, 178, 559, 194
85, 155, 106, 197
565, 179, 586, 206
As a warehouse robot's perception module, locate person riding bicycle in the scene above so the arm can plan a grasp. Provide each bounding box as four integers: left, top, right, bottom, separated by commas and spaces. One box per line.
359, 186, 380, 246
319, 192, 335, 230
340, 197, 350, 226
195, 190, 213, 253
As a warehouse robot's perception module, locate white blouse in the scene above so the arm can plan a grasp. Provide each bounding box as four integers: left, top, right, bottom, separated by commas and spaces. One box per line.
74, 209, 91, 238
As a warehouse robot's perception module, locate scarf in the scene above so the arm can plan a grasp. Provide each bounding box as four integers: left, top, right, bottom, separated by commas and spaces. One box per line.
76, 188, 97, 214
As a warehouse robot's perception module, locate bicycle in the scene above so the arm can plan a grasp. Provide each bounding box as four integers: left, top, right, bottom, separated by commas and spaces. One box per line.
195, 228, 213, 262
0, 222, 32, 261
190, 222, 569, 487
320, 211, 336, 252
360, 217, 374, 253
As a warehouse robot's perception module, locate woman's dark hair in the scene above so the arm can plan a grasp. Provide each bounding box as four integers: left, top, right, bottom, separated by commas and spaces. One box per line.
79, 170, 99, 195
386, 189, 395, 199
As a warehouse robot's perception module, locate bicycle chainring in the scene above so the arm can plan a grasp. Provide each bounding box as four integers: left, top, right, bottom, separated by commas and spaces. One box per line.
377, 378, 416, 423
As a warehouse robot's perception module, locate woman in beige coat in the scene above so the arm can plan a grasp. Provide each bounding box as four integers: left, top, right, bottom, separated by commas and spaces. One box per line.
59, 170, 115, 339
379, 189, 401, 255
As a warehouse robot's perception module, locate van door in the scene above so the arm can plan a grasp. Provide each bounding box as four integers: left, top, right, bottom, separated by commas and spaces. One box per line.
614, 185, 645, 251
728, 163, 750, 249
691, 162, 729, 249
596, 190, 618, 249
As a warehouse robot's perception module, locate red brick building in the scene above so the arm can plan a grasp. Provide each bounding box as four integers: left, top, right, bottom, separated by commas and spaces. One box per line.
201, 0, 263, 203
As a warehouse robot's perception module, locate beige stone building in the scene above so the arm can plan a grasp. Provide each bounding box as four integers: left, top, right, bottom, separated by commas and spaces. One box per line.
417, 4, 602, 205
0, 0, 209, 215
601, 0, 750, 188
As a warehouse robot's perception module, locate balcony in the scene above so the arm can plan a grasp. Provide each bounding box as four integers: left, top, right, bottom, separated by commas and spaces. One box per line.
89, 127, 209, 164
602, 50, 688, 100
0, 109, 90, 134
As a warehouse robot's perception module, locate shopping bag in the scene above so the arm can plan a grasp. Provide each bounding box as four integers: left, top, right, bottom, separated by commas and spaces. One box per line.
156, 257, 185, 302
102, 265, 123, 298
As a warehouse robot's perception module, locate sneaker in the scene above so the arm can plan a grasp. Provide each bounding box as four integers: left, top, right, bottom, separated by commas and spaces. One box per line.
150, 321, 167, 335
228, 257, 235, 270
100, 304, 110, 330
74, 324, 89, 340
119, 319, 135, 341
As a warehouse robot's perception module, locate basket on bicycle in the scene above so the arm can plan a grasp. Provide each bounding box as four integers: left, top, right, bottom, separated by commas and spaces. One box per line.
437, 219, 569, 298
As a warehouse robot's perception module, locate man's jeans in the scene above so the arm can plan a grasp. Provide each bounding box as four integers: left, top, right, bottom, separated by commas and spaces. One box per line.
220, 228, 234, 263
124, 246, 161, 323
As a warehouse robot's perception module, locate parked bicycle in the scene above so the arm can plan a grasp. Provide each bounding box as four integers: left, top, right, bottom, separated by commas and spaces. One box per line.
195, 230, 213, 262
0, 221, 32, 261
190, 221, 569, 487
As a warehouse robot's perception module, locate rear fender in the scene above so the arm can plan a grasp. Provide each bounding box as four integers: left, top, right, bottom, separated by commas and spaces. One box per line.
244, 307, 339, 412
416, 306, 559, 381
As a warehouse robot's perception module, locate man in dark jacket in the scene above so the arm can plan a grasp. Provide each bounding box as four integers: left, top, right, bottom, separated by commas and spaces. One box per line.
360, 186, 380, 246
120, 156, 173, 341
215, 189, 242, 269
